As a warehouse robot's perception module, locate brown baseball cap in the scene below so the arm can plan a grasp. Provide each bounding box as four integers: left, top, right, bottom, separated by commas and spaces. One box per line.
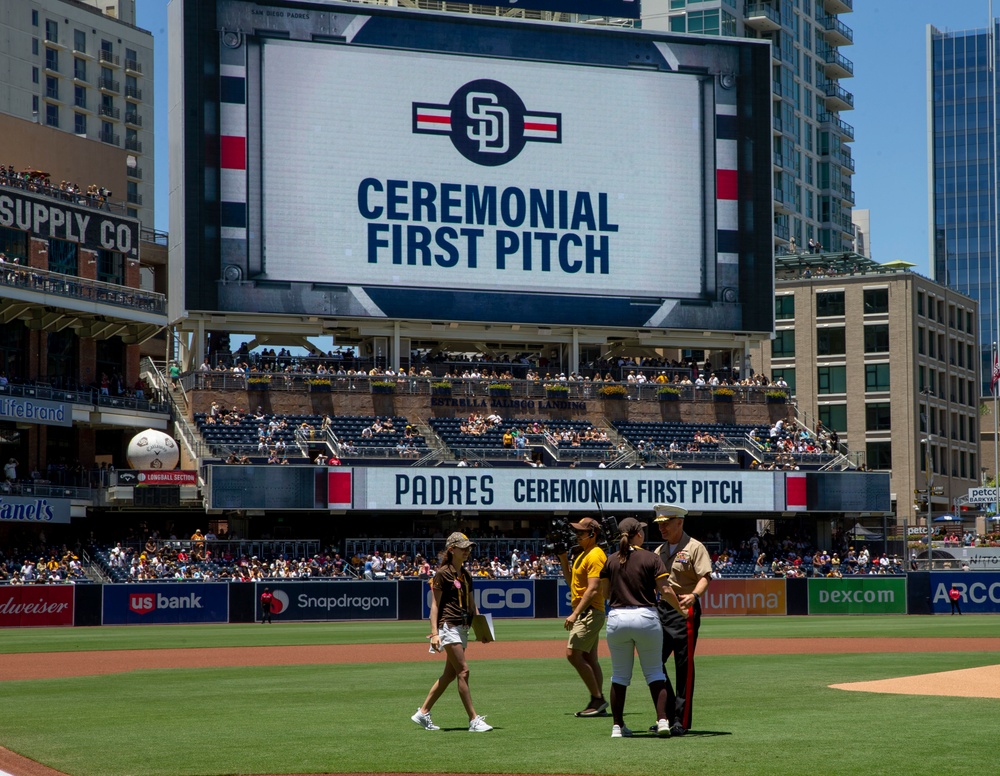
617, 517, 646, 536
653, 504, 688, 522
445, 532, 475, 549
569, 517, 601, 532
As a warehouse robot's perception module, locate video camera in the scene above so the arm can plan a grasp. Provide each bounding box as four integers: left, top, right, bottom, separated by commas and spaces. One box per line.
542, 514, 620, 557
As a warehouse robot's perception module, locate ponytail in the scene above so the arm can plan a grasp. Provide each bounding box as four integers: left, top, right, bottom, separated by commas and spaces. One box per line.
618, 534, 630, 565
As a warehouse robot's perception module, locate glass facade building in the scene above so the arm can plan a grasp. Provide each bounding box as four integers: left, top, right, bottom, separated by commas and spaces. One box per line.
928, 24, 997, 392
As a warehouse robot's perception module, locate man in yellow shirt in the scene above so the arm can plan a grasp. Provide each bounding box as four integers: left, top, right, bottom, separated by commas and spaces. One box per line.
559, 517, 608, 717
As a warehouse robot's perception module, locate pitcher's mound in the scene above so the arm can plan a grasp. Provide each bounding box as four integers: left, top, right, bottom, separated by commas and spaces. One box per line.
831, 665, 1000, 698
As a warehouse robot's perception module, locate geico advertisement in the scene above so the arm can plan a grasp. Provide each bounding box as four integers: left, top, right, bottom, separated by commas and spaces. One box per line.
259, 581, 398, 621
807, 578, 906, 615
355, 468, 777, 512
0, 585, 74, 627
701, 579, 787, 616
423, 580, 535, 619
931, 573, 1000, 614
102, 583, 230, 625
260, 40, 707, 300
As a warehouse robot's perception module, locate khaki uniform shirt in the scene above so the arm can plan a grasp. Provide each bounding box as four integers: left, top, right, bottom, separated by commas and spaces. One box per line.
655, 533, 712, 596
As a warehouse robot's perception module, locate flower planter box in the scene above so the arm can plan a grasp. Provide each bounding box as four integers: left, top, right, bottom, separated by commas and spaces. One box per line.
431, 386, 453, 397
546, 390, 570, 400
766, 394, 788, 404
658, 392, 680, 402
247, 383, 270, 391
712, 393, 734, 403
488, 388, 512, 398
371, 385, 395, 395
308, 384, 332, 393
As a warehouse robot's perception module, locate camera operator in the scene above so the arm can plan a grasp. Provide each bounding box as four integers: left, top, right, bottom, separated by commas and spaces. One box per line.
558, 517, 608, 717
650, 504, 712, 736
601, 517, 686, 738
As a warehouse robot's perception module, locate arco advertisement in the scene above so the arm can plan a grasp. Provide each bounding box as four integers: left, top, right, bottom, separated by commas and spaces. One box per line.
931, 572, 1000, 614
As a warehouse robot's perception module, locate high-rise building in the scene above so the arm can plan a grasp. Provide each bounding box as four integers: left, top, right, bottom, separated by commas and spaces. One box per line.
928, 23, 998, 393
0, 0, 153, 226
751, 253, 980, 522
640, 0, 856, 256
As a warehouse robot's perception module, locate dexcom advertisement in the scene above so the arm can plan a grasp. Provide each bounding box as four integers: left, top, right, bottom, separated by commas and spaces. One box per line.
257, 581, 398, 622
258, 41, 707, 302
102, 583, 230, 625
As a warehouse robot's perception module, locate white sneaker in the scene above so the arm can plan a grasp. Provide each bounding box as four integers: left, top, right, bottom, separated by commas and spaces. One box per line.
611, 724, 633, 738
411, 708, 439, 730
656, 719, 672, 738
468, 715, 493, 732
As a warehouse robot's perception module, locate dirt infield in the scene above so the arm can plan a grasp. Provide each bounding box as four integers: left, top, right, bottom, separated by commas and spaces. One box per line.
2, 637, 999, 776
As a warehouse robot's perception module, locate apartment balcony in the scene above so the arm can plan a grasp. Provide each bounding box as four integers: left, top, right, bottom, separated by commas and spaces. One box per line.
820, 15, 854, 46
823, 49, 854, 78
125, 112, 142, 127
818, 112, 855, 141
744, 3, 781, 32
774, 187, 792, 214
840, 184, 855, 205
823, 82, 855, 111
127, 192, 143, 206
98, 50, 119, 66
125, 137, 142, 153
44, 36, 66, 51
73, 47, 94, 60
774, 221, 790, 242
773, 115, 783, 136
98, 104, 120, 121
124, 59, 143, 75
127, 166, 142, 180
98, 76, 120, 94
836, 149, 855, 173
125, 85, 143, 101
100, 131, 119, 147
823, 0, 852, 14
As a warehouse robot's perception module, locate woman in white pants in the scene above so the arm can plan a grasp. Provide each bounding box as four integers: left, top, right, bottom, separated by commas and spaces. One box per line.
600, 517, 686, 738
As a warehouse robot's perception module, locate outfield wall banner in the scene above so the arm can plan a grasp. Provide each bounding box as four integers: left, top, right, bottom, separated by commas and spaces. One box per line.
347, 468, 780, 512
422, 579, 535, 619
0, 585, 74, 626
102, 583, 230, 625
927, 547, 1000, 572
930, 572, 1000, 614
0, 495, 72, 524
701, 579, 787, 616
807, 578, 906, 615
259, 581, 398, 621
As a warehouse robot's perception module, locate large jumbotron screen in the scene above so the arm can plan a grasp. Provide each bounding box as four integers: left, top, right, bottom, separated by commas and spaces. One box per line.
173, 0, 774, 332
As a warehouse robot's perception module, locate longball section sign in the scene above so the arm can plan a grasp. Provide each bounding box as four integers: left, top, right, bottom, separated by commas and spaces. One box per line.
807, 578, 906, 615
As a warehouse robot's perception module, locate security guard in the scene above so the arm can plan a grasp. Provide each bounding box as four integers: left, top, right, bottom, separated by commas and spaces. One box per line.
651, 504, 711, 735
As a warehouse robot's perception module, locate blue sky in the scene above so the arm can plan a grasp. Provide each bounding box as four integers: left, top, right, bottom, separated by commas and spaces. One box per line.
137, 0, 999, 277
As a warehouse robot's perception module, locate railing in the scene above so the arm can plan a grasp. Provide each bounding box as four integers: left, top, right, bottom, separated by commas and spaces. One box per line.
99, 50, 119, 66
823, 82, 854, 108
125, 137, 142, 152
0, 378, 168, 414
823, 49, 854, 75
100, 131, 120, 146
2, 481, 94, 499
819, 15, 854, 44
125, 59, 142, 74
125, 112, 142, 126
142, 357, 208, 461
98, 104, 120, 120
185, 372, 785, 404
125, 86, 142, 101
98, 76, 120, 92
0, 263, 167, 315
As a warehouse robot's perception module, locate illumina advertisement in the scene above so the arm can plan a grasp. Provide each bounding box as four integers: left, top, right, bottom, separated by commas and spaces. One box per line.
174, 0, 773, 331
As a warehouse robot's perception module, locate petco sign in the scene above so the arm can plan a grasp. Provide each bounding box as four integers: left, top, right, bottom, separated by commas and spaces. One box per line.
422, 580, 534, 619
102, 583, 229, 625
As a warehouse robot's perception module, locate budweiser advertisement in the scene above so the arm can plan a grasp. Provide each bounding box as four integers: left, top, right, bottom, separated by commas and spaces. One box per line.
0, 585, 75, 627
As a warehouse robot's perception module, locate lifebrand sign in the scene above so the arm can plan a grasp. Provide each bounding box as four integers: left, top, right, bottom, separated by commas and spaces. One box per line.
0, 397, 71, 427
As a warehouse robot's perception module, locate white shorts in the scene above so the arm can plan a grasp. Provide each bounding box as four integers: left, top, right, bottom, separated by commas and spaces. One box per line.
606, 607, 665, 687
438, 621, 469, 649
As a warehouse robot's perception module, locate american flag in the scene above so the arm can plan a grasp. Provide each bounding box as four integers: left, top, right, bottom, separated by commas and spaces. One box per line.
992, 353, 1000, 395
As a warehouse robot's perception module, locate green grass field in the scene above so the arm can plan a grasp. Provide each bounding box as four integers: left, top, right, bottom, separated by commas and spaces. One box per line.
0, 617, 995, 776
